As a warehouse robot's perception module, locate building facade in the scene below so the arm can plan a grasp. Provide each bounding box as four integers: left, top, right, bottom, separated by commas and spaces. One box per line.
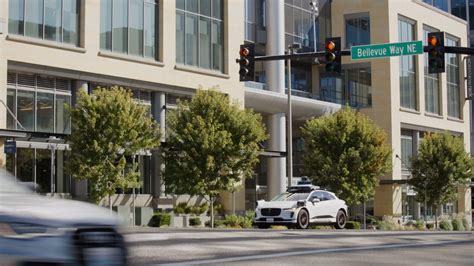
0, 0, 471, 223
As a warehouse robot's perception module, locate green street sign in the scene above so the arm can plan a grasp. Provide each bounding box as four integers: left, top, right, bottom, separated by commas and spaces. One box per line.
351, 41, 423, 60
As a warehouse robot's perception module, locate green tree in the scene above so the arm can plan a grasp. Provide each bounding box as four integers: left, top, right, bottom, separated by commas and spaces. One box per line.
301, 108, 391, 206
409, 132, 472, 228
68, 87, 161, 206
162, 88, 267, 227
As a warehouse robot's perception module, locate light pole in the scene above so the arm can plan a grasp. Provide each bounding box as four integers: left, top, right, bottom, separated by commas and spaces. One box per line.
287, 43, 301, 188
310, 1, 319, 63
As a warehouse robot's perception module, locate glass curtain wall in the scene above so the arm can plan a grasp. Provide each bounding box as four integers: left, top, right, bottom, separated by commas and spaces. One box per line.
6, 72, 72, 134
8, 0, 80, 46
399, 18, 417, 110
284, 0, 315, 51
423, 27, 441, 115
446, 37, 461, 118
100, 0, 159, 59
320, 67, 372, 108
176, 0, 223, 72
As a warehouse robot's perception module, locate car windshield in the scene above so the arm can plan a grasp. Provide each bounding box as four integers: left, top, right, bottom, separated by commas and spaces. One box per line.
271, 192, 309, 202
0, 169, 31, 194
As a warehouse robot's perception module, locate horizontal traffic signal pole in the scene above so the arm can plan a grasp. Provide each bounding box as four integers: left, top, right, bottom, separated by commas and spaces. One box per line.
422, 46, 474, 55
254, 50, 352, 62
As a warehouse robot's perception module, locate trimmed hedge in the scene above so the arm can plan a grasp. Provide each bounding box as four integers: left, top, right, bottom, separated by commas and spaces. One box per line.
461, 217, 471, 231
189, 217, 201, 227
452, 218, 465, 231
345, 221, 361, 229
149, 212, 171, 227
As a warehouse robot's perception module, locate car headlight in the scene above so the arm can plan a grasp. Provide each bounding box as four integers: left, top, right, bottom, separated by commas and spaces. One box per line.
283, 207, 297, 212
0, 222, 54, 238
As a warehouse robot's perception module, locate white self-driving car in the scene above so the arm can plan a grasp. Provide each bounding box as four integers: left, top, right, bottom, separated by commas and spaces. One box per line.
255, 185, 347, 229
0, 169, 127, 265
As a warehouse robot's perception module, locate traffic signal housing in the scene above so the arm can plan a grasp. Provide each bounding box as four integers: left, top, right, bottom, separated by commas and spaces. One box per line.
325, 37, 341, 74
427, 32, 445, 74
237, 43, 255, 81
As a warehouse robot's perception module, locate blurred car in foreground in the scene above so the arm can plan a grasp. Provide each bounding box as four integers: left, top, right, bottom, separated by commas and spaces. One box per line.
0, 169, 127, 265
255, 184, 348, 229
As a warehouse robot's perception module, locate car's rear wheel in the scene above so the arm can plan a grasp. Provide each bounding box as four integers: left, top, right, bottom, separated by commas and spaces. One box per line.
296, 209, 309, 229
257, 223, 271, 229
334, 210, 346, 229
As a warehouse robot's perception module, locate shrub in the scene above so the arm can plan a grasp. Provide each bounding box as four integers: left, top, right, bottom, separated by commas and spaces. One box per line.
452, 218, 465, 231
189, 217, 201, 227
309, 225, 333, 230
195, 203, 208, 215
205, 219, 225, 228
376, 216, 399, 230
173, 202, 188, 215
414, 219, 425, 230
439, 220, 453, 231
426, 223, 434, 230
461, 217, 471, 231
345, 221, 361, 229
237, 215, 253, 228
223, 214, 240, 228
149, 212, 171, 227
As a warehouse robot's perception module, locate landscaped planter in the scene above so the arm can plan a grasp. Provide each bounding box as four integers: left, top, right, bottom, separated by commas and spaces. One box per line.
171, 214, 210, 228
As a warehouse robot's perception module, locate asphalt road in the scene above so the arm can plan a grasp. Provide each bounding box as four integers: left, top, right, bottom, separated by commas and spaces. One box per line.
123, 229, 473, 265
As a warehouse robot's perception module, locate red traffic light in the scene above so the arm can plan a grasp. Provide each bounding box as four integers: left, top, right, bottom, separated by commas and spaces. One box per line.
325, 41, 336, 51
240, 47, 250, 57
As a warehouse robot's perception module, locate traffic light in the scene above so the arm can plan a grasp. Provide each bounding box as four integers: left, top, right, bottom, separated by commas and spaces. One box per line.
427, 32, 445, 74
325, 37, 341, 74
237, 43, 255, 81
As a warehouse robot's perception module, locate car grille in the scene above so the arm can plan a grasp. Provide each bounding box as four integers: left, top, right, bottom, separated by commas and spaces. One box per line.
261, 208, 281, 216
73, 228, 126, 265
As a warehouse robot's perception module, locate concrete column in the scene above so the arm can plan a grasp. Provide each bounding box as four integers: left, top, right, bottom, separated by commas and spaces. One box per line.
72, 80, 88, 198
265, 0, 287, 200
457, 186, 472, 226
56, 150, 64, 193
151, 92, 166, 197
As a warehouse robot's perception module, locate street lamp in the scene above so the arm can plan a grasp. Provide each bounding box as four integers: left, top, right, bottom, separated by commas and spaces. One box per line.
309, 1, 319, 63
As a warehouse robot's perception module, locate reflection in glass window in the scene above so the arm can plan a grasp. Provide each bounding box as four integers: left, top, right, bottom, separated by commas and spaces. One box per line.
399, 18, 417, 110
100, 0, 159, 59
320, 67, 372, 108
446, 37, 461, 118
17, 90, 35, 131
284, 1, 315, 51
7, 72, 72, 134
176, 0, 224, 72
345, 15, 370, 48
9, 0, 80, 46
37, 92, 55, 133
401, 130, 413, 179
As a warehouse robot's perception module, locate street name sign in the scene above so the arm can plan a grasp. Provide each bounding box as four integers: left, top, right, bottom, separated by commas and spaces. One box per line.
351, 41, 423, 60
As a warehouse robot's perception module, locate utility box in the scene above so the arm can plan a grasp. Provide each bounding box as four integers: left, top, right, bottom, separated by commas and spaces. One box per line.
135, 207, 154, 226
113, 206, 132, 226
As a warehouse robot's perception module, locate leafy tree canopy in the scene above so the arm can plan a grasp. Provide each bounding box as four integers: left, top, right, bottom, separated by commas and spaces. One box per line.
162, 88, 267, 199
409, 132, 472, 207
301, 108, 391, 205
67, 87, 161, 203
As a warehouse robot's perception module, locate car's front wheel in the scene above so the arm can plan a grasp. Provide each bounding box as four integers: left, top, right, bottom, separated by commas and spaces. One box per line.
296, 209, 309, 229
334, 210, 346, 229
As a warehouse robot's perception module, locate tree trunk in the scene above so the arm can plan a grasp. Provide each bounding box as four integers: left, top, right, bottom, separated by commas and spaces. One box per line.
109, 194, 112, 214
210, 196, 214, 229
435, 206, 438, 230
232, 191, 235, 215
363, 202, 366, 230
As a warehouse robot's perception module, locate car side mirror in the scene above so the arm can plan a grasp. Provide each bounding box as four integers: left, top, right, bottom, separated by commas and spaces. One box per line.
312, 198, 320, 203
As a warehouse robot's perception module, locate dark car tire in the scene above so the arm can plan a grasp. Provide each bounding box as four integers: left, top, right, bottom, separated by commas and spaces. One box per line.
257, 223, 271, 229
334, 209, 347, 229
296, 209, 309, 229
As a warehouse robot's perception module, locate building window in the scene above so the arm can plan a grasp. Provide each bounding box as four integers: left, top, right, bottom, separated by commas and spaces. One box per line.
100, 0, 159, 59
284, 0, 316, 51
446, 36, 461, 118
320, 67, 372, 108
422, 0, 449, 12
451, 0, 468, 20
423, 27, 441, 115
345, 14, 370, 48
244, 0, 265, 43
8, 0, 80, 46
6, 72, 72, 134
399, 18, 417, 110
176, 0, 223, 72
401, 130, 414, 179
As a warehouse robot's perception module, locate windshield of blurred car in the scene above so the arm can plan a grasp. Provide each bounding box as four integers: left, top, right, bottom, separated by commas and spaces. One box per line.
271, 192, 309, 201
0, 169, 31, 194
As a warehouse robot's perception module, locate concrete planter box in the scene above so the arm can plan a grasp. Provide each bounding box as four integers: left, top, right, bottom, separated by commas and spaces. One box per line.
171, 214, 210, 228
